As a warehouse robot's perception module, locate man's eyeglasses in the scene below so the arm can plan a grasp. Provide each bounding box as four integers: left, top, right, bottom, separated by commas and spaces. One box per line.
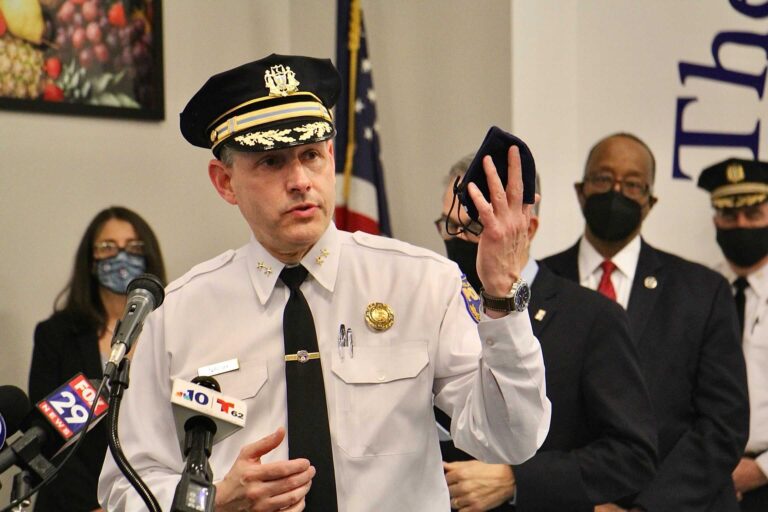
434, 214, 484, 238
93, 240, 145, 260
581, 174, 650, 200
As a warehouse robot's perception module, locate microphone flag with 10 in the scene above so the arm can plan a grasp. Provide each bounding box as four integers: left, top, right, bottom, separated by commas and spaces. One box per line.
170, 378, 247, 456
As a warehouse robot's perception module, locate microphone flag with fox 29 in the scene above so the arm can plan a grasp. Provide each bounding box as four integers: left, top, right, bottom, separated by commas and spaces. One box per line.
35, 373, 108, 444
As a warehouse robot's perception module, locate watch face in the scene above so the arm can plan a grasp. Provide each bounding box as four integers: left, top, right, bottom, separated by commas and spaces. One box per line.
514, 282, 531, 311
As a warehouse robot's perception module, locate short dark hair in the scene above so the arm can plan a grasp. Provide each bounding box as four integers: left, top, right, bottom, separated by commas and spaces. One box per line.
584, 132, 656, 184
54, 206, 167, 331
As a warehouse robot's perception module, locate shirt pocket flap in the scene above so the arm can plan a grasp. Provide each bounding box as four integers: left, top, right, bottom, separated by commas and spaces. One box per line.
331, 341, 429, 384
213, 359, 268, 400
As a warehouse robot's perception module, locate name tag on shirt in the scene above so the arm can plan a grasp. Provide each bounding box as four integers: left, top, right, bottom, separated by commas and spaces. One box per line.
198, 358, 240, 377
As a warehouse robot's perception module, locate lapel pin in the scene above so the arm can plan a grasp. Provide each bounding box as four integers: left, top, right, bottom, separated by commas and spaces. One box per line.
534, 309, 546, 321
644, 276, 658, 289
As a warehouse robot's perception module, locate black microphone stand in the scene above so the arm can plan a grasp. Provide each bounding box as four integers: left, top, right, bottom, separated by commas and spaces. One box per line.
106, 359, 162, 512
9, 471, 32, 511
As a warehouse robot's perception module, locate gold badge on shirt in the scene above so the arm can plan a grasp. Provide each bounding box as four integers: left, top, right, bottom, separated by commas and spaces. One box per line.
365, 302, 394, 331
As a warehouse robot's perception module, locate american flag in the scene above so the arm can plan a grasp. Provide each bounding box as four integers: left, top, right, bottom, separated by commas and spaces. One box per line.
334, 0, 392, 236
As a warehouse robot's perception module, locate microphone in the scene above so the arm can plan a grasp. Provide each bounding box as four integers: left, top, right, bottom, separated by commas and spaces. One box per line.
0, 386, 31, 449
105, 273, 165, 379
170, 377, 246, 454
170, 376, 246, 512
0, 374, 108, 480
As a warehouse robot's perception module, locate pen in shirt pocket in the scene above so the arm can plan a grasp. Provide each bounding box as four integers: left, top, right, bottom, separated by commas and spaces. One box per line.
337, 324, 354, 360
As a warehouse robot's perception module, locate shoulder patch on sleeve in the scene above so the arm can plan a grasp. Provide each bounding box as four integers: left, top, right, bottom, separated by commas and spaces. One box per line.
460, 275, 482, 323
166, 250, 236, 294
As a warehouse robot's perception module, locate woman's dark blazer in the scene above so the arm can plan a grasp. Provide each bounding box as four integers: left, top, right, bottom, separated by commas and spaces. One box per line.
29, 311, 107, 512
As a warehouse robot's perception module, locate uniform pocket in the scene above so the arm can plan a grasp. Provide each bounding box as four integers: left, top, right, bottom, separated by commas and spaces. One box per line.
214, 358, 269, 400
331, 340, 430, 457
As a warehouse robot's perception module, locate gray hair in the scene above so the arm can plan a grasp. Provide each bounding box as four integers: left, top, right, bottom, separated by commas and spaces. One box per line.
219, 145, 237, 167
446, 153, 541, 216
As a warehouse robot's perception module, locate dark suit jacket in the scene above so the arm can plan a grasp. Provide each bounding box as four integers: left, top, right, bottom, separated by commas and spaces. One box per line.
542, 239, 750, 512
439, 264, 657, 512
29, 311, 107, 512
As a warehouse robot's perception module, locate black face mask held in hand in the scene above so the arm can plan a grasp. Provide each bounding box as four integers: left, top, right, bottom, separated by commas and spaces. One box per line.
583, 191, 643, 242
444, 238, 481, 292
716, 226, 768, 268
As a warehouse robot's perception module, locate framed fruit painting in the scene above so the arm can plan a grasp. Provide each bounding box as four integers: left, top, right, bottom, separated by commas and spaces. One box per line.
0, 0, 164, 120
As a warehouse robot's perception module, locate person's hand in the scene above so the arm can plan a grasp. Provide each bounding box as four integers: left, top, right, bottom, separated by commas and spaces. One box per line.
443, 460, 515, 511
467, 146, 537, 303
733, 456, 768, 495
594, 504, 628, 512
215, 427, 315, 512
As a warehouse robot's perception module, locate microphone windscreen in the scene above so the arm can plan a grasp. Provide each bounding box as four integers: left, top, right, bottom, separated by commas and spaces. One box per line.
0, 385, 31, 439
127, 273, 165, 308
191, 375, 221, 393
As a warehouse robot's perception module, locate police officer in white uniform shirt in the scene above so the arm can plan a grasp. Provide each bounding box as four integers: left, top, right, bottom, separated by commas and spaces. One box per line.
699, 158, 768, 512
97, 54, 550, 512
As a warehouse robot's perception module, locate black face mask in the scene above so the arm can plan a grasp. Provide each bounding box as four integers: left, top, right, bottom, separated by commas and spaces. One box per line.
716, 226, 768, 268
583, 190, 643, 242
444, 238, 481, 291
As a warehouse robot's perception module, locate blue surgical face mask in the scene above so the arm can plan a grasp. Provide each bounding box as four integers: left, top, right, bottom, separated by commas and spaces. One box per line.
95, 251, 146, 294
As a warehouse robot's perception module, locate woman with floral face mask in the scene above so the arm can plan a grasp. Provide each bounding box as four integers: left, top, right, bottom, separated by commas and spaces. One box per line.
28, 206, 166, 512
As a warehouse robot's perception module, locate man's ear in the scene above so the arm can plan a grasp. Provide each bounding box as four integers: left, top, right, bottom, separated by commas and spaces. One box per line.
574, 182, 586, 210
209, 159, 238, 205
528, 215, 540, 241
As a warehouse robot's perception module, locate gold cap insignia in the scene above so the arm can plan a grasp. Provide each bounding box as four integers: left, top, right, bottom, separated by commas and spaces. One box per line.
644, 276, 658, 289
365, 302, 394, 331
726, 163, 745, 183
264, 64, 300, 97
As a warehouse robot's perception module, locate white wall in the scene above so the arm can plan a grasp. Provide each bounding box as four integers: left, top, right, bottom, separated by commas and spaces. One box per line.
513, 0, 768, 262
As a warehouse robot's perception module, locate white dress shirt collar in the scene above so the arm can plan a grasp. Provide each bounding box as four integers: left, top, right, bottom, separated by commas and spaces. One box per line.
715, 260, 768, 300
246, 222, 341, 304
522, 258, 540, 286
578, 235, 642, 309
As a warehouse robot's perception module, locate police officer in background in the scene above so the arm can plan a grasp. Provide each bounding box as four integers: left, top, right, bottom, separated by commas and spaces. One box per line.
97, 54, 551, 512
698, 159, 768, 512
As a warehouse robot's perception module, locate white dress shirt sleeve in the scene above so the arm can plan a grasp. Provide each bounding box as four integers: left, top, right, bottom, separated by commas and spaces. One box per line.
433, 275, 550, 465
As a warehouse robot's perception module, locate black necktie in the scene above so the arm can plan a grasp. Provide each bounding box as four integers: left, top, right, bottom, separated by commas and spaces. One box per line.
280, 265, 338, 510
733, 277, 749, 338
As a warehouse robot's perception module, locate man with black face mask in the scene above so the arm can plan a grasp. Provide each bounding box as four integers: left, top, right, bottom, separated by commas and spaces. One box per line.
543, 133, 750, 512
435, 154, 657, 512
698, 158, 768, 512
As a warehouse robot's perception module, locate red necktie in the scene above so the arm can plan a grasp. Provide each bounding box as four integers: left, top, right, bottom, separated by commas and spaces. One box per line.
597, 260, 617, 301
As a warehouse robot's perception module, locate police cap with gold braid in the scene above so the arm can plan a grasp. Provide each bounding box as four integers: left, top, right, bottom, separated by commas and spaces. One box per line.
697, 158, 768, 209
180, 54, 341, 157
